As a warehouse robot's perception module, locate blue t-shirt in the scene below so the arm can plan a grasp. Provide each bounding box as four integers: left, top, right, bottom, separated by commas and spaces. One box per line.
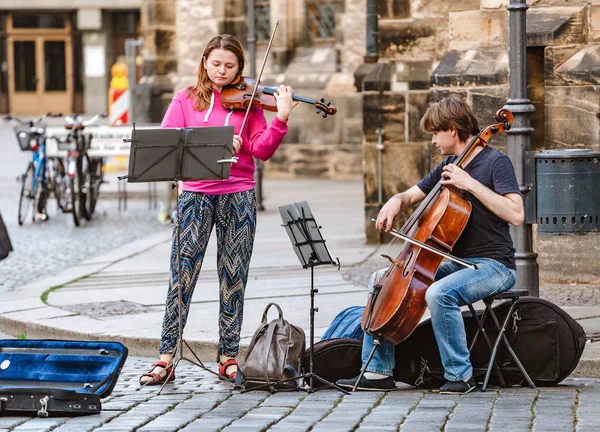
416, 146, 520, 270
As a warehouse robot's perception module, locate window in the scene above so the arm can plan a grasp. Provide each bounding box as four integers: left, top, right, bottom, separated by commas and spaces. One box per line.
378, 0, 410, 20
12, 13, 66, 29
256, 0, 270, 42
112, 11, 139, 34
13, 41, 36, 92
306, 0, 338, 46
44, 41, 66, 91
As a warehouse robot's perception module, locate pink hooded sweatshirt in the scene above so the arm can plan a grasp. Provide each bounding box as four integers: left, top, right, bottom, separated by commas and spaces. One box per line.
160, 87, 288, 195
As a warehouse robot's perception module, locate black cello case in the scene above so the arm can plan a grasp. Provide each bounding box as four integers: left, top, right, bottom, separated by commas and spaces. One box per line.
394, 297, 587, 388
0, 339, 128, 416
307, 297, 586, 389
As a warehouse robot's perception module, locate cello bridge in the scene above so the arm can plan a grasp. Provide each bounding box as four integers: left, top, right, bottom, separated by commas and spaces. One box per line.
381, 254, 404, 267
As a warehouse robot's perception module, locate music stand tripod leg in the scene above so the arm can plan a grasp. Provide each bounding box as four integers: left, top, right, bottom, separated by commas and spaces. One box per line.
302, 261, 350, 394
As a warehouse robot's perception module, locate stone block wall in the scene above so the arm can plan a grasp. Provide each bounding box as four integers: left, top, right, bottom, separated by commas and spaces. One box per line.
363, 0, 600, 283
136, 0, 179, 123
137, 0, 367, 180
361, 0, 451, 242
533, 3, 600, 283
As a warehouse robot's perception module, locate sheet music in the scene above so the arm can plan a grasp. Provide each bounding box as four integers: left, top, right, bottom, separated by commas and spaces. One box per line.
126, 126, 234, 182
279, 201, 335, 268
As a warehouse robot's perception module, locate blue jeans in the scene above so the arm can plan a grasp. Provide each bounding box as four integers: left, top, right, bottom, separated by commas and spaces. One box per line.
362, 258, 516, 381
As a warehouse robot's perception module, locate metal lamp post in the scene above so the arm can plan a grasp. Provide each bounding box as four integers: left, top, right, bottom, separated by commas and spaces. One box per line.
505, 0, 539, 296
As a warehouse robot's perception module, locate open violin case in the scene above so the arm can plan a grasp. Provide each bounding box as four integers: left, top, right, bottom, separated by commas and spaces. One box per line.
0, 339, 128, 417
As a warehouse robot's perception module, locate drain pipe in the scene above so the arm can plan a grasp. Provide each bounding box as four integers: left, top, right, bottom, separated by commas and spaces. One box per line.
247, 0, 265, 211
365, 0, 379, 62
368, 0, 383, 206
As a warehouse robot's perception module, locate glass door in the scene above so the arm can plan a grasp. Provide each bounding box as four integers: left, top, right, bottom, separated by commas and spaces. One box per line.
6, 14, 72, 115
8, 37, 39, 114
41, 38, 71, 114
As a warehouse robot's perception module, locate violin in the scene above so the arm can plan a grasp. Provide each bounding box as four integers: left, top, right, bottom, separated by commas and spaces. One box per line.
361, 108, 514, 345
220, 76, 337, 118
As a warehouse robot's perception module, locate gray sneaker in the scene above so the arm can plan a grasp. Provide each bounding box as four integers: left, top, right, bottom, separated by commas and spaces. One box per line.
336, 375, 396, 391
439, 377, 477, 395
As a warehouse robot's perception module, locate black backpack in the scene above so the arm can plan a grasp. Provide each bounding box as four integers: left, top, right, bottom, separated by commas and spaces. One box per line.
301, 338, 363, 389
0, 212, 12, 262
394, 296, 587, 388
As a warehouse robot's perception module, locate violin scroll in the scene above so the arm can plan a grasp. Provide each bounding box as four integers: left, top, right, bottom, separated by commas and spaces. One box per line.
315, 98, 337, 118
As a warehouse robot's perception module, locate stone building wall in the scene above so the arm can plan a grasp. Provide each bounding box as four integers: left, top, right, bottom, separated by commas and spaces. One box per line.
363, 0, 600, 283
137, 0, 367, 179
261, 0, 367, 179
136, 0, 179, 123
361, 0, 452, 243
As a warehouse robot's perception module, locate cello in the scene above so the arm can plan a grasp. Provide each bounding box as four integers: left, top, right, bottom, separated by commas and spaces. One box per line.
361, 108, 514, 346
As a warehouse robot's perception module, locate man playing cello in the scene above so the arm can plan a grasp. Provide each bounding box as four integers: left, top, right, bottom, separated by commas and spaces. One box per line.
337, 95, 524, 394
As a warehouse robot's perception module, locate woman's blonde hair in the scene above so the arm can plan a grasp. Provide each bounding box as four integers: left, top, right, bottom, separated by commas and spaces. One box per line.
186, 34, 245, 111
420, 95, 480, 142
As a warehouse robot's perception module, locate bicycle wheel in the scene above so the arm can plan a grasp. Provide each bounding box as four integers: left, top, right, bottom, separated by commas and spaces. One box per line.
70, 156, 85, 227
33, 169, 48, 222
18, 163, 35, 225
80, 154, 92, 221
53, 158, 68, 212
87, 157, 103, 217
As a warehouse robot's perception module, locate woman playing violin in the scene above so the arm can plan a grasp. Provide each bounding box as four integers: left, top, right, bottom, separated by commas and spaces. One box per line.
139, 34, 298, 385
337, 95, 524, 394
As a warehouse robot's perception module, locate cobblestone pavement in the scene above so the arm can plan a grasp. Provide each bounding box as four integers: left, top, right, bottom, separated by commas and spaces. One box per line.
0, 126, 164, 292
0, 190, 164, 292
0, 357, 598, 432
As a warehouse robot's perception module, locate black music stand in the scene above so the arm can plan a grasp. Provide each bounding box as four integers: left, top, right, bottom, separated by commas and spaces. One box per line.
119, 123, 236, 393
244, 201, 348, 393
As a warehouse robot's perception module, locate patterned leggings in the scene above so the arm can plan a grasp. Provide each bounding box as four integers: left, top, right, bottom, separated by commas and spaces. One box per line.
159, 190, 257, 357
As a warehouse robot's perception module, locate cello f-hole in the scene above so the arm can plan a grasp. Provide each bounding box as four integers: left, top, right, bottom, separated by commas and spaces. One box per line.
402, 249, 414, 277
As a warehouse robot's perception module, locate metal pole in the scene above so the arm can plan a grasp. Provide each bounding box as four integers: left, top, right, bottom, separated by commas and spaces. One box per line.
505, 0, 539, 296
376, 128, 384, 206
125, 39, 136, 123
125, 38, 143, 124
247, 0, 265, 211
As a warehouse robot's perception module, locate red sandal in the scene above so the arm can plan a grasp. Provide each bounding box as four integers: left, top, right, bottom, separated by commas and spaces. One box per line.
218, 359, 238, 381
139, 361, 175, 386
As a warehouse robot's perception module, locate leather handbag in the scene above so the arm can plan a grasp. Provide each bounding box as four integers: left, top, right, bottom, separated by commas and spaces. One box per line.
239, 303, 305, 390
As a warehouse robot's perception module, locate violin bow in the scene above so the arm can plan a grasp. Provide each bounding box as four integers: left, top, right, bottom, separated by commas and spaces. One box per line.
239, 20, 280, 137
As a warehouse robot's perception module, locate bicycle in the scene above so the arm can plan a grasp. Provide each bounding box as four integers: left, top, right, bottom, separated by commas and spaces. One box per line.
6, 113, 62, 225
58, 113, 107, 225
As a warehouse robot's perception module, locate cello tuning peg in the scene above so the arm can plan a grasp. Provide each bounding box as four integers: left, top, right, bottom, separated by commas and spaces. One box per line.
327, 102, 331, 107
320, 98, 325, 103
316, 109, 321, 114
322, 113, 327, 118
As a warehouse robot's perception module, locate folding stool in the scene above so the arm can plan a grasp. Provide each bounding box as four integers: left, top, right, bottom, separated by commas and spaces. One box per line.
466, 288, 536, 391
